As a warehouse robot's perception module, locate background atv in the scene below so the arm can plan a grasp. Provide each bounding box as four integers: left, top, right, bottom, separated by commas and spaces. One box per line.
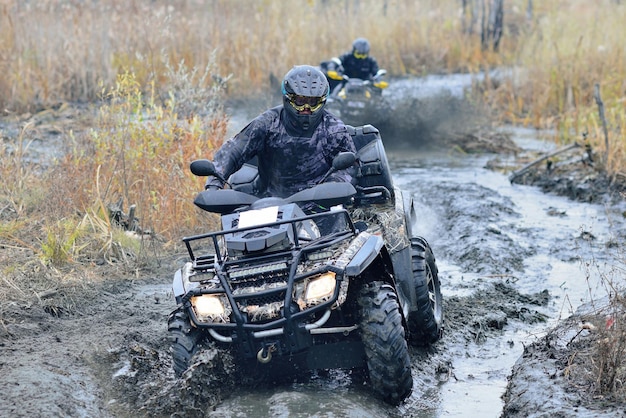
320, 59, 392, 127
168, 125, 443, 405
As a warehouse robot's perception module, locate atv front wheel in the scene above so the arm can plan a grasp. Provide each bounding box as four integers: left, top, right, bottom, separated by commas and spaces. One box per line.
167, 308, 204, 376
357, 281, 413, 405
408, 237, 443, 345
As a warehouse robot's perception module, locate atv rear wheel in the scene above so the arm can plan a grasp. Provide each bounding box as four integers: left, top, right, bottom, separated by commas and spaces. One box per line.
408, 237, 443, 345
167, 308, 204, 376
357, 281, 413, 405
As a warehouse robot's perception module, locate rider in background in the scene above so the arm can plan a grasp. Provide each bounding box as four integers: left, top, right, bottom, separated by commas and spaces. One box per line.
338, 37, 379, 81
204, 65, 356, 199
322, 37, 382, 93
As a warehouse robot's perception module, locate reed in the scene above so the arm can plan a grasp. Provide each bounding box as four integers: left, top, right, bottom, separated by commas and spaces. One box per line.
0, 0, 509, 110
0, 57, 228, 276
2, 1, 622, 160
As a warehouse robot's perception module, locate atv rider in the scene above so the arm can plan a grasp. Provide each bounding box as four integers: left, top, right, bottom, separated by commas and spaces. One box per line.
323, 38, 381, 93
205, 65, 356, 200
339, 37, 380, 81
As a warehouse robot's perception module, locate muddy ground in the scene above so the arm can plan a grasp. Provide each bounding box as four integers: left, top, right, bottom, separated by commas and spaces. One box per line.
496, 145, 626, 418
1, 99, 625, 417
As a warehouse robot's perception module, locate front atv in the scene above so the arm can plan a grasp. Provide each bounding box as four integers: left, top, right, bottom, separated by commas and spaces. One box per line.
168, 125, 443, 405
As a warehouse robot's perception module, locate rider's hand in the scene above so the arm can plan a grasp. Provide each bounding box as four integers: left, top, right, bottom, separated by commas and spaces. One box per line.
204, 176, 224, 191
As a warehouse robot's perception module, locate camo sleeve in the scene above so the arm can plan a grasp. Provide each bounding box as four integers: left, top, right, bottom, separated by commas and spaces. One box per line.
210, 109, 278, 184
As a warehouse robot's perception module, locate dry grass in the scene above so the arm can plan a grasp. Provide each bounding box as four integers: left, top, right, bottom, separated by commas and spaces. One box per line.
481, 1, 626, 177
68, 69, 226, 237
0, 55, 227, 326
563, 245, 626, 403
0, 0, 513, 111
1, 0, 623, 175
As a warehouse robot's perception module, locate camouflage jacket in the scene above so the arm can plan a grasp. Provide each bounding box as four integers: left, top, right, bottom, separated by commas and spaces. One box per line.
210, 106, 356, 198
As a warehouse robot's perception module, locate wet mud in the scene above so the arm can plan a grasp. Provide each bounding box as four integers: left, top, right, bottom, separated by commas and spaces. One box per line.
501, 310, 626, 418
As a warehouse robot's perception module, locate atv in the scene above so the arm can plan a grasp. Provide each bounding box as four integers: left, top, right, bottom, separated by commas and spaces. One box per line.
168, 124, 443, 405
320, 59, 392, 127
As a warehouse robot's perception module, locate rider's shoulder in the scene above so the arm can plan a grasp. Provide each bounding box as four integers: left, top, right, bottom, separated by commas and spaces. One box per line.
338, 52, 352, 62
253, 106, 282, 124
323, 111, 350, 133
262, 105, 283, 117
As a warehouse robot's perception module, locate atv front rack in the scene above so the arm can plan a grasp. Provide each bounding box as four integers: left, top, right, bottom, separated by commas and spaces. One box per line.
179, 208, 363, 352
182, 209, 356, 267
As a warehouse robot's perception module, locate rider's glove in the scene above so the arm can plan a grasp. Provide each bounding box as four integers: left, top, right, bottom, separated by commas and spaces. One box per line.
204, 176, 224, 191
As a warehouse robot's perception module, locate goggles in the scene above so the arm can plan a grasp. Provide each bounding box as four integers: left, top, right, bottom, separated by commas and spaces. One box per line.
287, 94, 326, 112
353, 52, 368, 59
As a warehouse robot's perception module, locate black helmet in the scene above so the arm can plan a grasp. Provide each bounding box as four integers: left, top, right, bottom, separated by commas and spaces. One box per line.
281, 65, 329, 132
352, 37, 370, 59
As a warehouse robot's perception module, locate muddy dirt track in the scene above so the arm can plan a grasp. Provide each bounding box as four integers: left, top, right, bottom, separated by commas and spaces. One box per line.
1, 90, 626, 417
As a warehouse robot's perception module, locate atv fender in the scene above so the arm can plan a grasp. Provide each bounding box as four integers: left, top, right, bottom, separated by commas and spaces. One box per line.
349, 238, 413, 322
346, 233, 384, 276
402, 191, 418, 238
172, 262, 199, 304
389, 245, 416, 319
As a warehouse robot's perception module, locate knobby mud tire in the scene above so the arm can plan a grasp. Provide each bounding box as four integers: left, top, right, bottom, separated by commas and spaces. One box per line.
408, 236, 444, 346
357, 281, 413, 406
167, 308, 204, 376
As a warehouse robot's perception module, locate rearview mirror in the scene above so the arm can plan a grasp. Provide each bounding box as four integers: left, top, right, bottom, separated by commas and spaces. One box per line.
190, 159, 218, 177
332, 152, 357, 171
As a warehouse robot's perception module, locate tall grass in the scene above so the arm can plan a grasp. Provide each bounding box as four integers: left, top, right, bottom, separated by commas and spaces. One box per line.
56, 62, 228, 244
0, 0, 515, 110
1, 53, 228, 329
1, 56, 227, 275
482, 1, 626, 177
1, 1, 624, 176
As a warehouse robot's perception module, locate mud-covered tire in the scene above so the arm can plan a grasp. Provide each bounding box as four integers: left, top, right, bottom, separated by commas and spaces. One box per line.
357, 281, 413, 405
167, 308, 204, 376
408, 236, 443, 346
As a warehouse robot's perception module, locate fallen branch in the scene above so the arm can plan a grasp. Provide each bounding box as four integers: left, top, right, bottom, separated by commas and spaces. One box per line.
509, 142, 580, 183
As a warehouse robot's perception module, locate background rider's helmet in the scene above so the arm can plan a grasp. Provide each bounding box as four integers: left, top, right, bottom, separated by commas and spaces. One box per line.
282, 65, 330, 132
352, 37, 370, 59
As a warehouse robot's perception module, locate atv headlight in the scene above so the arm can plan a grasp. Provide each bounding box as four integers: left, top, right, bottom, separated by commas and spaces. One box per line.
191, 294, 225, 317
305, 272, 336, 301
